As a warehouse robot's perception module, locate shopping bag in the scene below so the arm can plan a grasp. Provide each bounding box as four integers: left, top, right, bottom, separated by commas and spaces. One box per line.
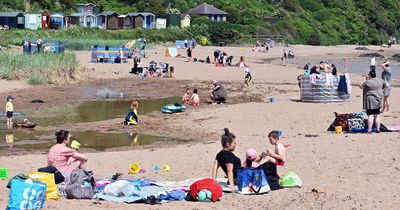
29, 172, 59, 200
237, 168, 270, 195
279, 171, 303, 188
7, 178, 46, 210
348, 118, 365, 133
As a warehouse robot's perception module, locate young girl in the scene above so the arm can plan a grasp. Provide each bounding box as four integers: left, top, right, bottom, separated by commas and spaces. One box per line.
182, 88, 191, 104
124, 101, 139, 125
260, 130, 286, 166
242, 148, 259, 168
189, 89, 200, 106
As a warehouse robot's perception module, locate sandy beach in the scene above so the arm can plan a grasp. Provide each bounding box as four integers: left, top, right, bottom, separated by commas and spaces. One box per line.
0, 44, 399, 209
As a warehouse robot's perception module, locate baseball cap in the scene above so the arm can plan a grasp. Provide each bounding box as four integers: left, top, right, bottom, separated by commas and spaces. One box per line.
6, 95, 14, 101
246, 148, 257, 160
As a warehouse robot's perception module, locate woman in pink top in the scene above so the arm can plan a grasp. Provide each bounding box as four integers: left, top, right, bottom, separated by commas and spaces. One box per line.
48, 130, 87, 174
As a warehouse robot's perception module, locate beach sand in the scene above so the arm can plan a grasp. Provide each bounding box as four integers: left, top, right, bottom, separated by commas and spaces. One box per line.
0, 44, 399, 209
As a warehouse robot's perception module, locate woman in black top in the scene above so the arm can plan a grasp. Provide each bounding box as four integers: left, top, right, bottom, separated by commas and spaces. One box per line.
212, 128, 241, 191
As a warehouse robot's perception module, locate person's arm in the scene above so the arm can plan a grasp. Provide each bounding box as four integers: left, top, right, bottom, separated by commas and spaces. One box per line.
226, 163, 236, 190
212, 160, 220, 180
213, 85, 220, 91
72, 152, 87, 161
266, 148, 285, 161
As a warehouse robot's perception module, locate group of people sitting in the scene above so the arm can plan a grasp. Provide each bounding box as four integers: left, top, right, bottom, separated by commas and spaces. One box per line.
305, 60, 338, 76
212, 129, 286, 191
130, 57, 174, 78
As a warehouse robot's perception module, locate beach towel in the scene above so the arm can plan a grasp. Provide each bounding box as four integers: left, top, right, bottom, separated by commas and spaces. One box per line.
95, 185, 171, 203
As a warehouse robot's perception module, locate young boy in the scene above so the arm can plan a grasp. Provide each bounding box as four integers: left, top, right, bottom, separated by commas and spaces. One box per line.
5, 95, 14, 128
244, 68, 252, 87
260, 130, 286, 166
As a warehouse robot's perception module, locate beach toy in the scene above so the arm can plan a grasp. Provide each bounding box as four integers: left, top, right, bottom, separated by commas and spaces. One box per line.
279, 171, 303, 188
0, 167, 9, 179
161, 104, 186, 114
277, 130, 283, 137
197, 189, 212, 202
153, 166, 161, 171
139, 169, 146, 173
70, 140, 81, 149
163, 165, 170, 172
129, 163, 141, 174
269, 96, 275, 103
335, 126, 343, 134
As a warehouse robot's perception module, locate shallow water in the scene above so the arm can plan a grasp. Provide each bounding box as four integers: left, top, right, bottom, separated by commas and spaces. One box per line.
24, 97, 181, 126
0, 128, 185, 151
0, 97, 183, 152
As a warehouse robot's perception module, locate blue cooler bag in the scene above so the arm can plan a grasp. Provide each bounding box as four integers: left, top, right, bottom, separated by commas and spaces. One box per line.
237, 168, 270, 195
7, 178, 46, 210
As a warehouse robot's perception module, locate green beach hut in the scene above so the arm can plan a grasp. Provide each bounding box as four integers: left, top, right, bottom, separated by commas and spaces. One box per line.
24, 13, 42, 30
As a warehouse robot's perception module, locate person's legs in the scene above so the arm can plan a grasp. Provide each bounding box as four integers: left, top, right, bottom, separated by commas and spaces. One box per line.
375, 114, 381, 132
367, 114, 374, 132
382, 96, 389, 112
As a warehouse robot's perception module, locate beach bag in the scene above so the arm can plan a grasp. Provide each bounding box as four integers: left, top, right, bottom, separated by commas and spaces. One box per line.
258, 162, 281, 190
28, 172, 59, 200
279, 171, 302, 188
38, 166, 64, 184
65, 169, 96, 199
7, 178, 46, 210
237, 168, 270, 195
348, 117, 365, 133
189, 178, 222, 202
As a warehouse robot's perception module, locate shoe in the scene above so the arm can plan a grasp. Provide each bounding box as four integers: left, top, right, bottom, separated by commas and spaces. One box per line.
144, 195, 161, 205
111, 173, 123, 180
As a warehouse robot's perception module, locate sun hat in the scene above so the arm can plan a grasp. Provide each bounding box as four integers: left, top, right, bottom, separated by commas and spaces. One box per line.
129, 163, 141, 174
246, 148, 257, 160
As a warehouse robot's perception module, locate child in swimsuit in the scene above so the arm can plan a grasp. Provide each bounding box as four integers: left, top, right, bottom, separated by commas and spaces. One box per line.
260, 130, 286, 166
182, 88, 191, 104
189, 89, 200, 106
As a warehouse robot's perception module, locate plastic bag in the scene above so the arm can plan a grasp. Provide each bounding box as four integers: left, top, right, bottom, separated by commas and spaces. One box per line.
29, 172, 59, 200
7, 178, 46, 210
103, 180, 140, 197
279, 171, 302, 188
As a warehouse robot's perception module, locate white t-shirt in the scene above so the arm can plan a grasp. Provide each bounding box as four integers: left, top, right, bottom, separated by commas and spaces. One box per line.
370, 57, 376, 66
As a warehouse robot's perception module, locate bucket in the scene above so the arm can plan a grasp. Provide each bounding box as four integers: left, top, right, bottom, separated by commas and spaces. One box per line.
129, 163, 141, 174
335, 126, 343, 134
0, 167, 9, 179
163, 164, 170, 172
70, 140, 81, 149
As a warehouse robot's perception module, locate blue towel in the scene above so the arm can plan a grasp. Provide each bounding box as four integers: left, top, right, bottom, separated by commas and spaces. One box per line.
159, 190, 186, 201
337, 75, 348, 94
95, 185, 170, 203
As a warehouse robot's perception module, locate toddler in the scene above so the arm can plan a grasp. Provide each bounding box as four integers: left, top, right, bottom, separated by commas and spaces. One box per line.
189, 89, 200, 106
242, 148, 259, 168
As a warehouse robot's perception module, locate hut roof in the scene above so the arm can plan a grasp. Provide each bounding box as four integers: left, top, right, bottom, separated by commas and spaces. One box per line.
187, 3, 228, 15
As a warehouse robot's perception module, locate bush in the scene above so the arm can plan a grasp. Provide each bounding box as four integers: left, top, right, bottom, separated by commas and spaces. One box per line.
0, 51, 86, 85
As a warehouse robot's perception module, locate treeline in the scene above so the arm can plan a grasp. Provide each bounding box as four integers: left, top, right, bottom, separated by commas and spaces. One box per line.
1, 0, 399, 45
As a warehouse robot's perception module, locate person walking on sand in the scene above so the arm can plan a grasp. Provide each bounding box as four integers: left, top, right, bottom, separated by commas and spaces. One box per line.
28, 39, 32, 54
281, 49, 287, 66
5, 95, 14, 129
370, 56, 376, 72
187, 47, 192, 62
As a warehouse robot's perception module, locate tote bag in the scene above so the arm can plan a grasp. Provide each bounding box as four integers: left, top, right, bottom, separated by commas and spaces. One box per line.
7, 178, 46, 210
237, 168, 270, 195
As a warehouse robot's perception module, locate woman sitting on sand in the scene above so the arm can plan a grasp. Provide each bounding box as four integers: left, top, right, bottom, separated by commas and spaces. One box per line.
212, 128, 241, 191
48, 130, 87, 175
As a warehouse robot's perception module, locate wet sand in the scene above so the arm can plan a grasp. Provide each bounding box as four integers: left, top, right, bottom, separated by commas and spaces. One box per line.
0, 45, 399, 209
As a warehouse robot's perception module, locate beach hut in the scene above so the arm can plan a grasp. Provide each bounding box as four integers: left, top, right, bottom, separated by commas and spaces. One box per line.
118, 15, 132, 29
156, 18, 166, 29
180, 14, 190, 28
128, 12, 154, 28
24, 13, 42, 30
68, 12, 97, 28
127, 13, 144, 29
162, 14, 181, 28
97, 11, 119, 29
41, 13, 50, 28
50, 13, 64, 29
187, 3, 228, 21
0, 12, 25, 29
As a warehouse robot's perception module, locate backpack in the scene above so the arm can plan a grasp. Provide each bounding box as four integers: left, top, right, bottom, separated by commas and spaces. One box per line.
65, 169, 96, 199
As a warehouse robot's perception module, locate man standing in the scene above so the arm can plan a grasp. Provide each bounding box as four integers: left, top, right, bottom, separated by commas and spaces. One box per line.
37, 37, 43, 53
